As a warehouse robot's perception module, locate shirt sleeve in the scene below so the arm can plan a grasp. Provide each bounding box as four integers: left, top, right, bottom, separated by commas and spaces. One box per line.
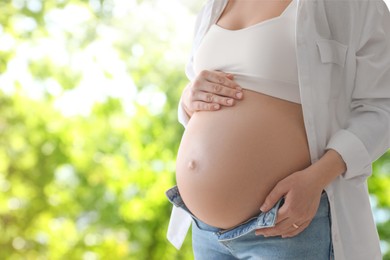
178, 3, 209, 128
178, 87, 191, 127
325, 0, 390, 184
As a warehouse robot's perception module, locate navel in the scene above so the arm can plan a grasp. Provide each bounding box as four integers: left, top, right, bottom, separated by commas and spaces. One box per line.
188, 160, 197, 170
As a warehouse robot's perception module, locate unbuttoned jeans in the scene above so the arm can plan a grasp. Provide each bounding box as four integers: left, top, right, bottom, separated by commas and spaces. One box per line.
166, 186, 334, 259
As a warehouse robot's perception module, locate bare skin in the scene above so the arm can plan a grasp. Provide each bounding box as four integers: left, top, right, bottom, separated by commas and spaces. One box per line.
177, 0, 347, 235
217, 0, 295, 31
177, 87, 311, 229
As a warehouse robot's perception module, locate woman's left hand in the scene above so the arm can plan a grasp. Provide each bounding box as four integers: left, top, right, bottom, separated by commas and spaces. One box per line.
255, 169, 324, 238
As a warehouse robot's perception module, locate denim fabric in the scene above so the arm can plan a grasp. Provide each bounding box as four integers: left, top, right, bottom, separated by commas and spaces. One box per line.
166, 186, 333, 259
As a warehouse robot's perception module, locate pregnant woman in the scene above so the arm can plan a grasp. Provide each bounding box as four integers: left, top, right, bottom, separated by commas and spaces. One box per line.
166, 0, 390, 259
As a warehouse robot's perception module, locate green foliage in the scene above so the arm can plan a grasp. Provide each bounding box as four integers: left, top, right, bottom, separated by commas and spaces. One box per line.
0, 87, 193, 259
0, 0, 389, 259
370, 152, 390, 256
0, 0, 194, 259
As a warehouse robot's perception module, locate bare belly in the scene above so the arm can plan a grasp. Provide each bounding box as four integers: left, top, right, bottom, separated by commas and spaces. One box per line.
175, 89, 311, 229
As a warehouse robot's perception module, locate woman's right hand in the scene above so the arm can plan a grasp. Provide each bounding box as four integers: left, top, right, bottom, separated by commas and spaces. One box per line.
181, 70, 243, 117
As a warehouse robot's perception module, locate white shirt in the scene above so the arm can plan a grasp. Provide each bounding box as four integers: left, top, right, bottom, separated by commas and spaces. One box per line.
168, 0, 390, 259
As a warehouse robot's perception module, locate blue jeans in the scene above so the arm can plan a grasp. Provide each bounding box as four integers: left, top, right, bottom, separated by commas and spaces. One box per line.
166, 186, 334, 259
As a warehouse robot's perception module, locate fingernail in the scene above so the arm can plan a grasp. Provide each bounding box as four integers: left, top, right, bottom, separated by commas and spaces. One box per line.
227, 99, 233, 105
235, 85, 242, 90
236, 92, 242, 99
226, 73, 234, 78
214, 104, 220, 109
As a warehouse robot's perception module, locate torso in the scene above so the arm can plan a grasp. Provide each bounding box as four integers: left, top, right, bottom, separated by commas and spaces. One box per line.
175, 0, 311, 229
176, 90, 311, 229
217, 0, 294, 30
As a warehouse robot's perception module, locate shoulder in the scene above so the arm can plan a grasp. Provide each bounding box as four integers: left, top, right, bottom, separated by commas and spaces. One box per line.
196, 0, 226, 20
194, 0, 213, 25
192, 0, 223, 35
197, 0, 214, 16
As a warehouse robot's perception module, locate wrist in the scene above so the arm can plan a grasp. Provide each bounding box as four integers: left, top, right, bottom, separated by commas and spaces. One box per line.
306, 149, 347, 189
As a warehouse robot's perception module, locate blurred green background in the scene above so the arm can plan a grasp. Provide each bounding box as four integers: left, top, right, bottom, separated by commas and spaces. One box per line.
0, 0, 389, 259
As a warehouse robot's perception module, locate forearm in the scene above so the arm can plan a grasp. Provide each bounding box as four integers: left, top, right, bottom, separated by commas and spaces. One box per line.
306, 149, 347, 190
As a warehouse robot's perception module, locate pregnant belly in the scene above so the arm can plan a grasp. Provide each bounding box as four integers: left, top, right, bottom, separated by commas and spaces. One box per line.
175, 89, 311, 229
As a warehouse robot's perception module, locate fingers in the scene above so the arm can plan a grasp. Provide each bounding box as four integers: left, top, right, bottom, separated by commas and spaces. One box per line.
256, 191, 321, 238
282, 221, 310, 238
256, 195, 315, 237
190, 101, 221, 112
194, 70, 243, 99
260, 182, 287, 212
255, 219, 310, 238
184, 70, 243, 113
201, 70, 242, 90
194, 89, 238, 107
255, 171, 324, 239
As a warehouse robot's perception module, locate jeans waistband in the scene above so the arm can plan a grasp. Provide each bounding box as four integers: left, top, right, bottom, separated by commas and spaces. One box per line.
166, 185, 292, 241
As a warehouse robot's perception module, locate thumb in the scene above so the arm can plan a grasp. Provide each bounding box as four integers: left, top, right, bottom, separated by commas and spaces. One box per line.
260, 185, 286, 212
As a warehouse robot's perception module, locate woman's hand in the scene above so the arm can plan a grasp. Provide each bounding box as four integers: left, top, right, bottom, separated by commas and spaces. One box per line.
255, 169, 324, 238
254, 149, 346, 238
182, 70, 243, 117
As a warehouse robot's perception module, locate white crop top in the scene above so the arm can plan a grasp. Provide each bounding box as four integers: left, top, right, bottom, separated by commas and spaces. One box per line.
193, 0, 301, 104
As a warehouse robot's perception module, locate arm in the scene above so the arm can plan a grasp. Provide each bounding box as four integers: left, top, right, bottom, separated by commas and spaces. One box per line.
177, 3, 207, 128
325, 0, 390, 184
255, 149, 347, 238
178, 2, 243, 128
256, 0, 390, 238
